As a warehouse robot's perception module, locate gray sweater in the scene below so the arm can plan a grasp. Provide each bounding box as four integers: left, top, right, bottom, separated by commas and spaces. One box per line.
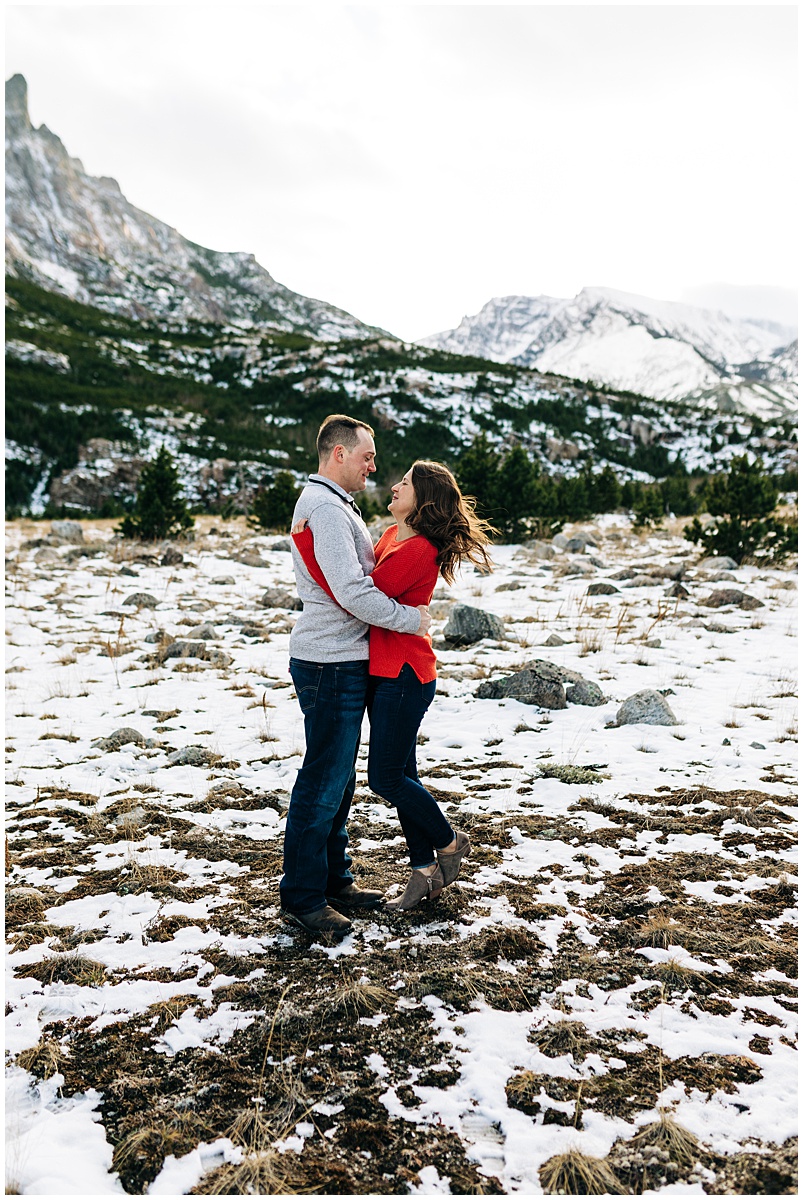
288, 475, 421, 663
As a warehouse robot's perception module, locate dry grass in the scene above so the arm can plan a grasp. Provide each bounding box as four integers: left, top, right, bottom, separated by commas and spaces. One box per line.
539, 1147, 626, 1195
327, 978, 395, 1018
16, 1037, 66, 1079
631, 1110, 701, 1168
635, 911, 696, 951
530, 1019, 589, 1061
15, 952, 108, 987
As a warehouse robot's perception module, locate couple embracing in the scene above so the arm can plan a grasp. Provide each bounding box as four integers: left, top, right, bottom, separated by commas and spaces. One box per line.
280, 413, 494, 937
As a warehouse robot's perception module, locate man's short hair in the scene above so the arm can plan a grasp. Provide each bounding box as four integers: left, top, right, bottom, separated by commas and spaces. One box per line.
316, 414, 375, 462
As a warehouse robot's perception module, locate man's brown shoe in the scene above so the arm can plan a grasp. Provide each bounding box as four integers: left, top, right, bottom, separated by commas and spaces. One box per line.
326, 883, 384, 912
281, 904, 352, 937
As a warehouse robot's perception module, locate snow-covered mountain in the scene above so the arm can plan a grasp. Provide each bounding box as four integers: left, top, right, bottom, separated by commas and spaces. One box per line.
421, 288, 797, 419
4, 74, 382, 339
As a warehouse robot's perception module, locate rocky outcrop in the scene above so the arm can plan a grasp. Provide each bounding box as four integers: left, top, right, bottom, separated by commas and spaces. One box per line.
443, 604, 506, 645
476, 660, 605, 709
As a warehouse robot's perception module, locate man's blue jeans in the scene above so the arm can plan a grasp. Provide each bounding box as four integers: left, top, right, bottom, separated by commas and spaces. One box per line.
280, 658, 368, 915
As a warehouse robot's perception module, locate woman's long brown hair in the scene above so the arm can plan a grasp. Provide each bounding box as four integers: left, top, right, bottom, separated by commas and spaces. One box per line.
406, 460, 497, 584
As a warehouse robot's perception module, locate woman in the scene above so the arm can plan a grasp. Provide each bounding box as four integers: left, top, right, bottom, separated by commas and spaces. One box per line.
293, 459, 495, 911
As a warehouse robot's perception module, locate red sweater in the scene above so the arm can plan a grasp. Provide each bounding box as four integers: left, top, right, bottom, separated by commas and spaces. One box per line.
293, 524, 439, 682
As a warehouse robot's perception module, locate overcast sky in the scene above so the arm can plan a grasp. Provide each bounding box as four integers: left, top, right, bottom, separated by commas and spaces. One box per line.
5, 4, 798, 340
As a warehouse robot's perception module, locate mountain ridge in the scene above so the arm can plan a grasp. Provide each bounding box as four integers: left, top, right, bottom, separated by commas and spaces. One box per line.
420, 288, 797, 419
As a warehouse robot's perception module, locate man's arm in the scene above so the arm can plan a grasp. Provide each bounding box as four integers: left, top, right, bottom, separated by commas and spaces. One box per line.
301, 511, 429, 635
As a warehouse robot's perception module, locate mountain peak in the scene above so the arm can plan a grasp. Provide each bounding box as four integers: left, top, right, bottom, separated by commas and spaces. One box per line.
5, 73, 31, 136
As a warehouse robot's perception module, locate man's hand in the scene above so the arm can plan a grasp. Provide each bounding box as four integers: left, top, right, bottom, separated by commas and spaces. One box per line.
415, 605, 432, 637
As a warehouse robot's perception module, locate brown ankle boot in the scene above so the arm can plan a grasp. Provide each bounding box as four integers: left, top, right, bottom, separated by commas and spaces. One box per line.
437, 829, 471, 886
385, 867, 444, 911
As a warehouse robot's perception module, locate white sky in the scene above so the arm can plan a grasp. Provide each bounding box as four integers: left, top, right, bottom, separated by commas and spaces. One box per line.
5, 3, 798, 340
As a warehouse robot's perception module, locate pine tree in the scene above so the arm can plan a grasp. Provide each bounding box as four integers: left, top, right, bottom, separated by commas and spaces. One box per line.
119, 447, 193, 541
683, 455, 796, 562
496, 445, 539, 541
250, 471, 301, 532
456, 433, 501, 525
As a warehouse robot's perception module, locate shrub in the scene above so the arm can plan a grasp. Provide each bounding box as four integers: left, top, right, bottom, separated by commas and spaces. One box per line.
249, 471, 300, 532
683, 455, 797, 562
118, 447, 194, 541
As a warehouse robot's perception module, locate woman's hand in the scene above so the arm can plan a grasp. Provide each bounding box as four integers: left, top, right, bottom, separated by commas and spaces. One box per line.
291, 519, 308, 535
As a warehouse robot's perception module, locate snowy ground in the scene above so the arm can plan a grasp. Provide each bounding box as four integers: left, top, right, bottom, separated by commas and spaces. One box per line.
4, 514, 798, 1196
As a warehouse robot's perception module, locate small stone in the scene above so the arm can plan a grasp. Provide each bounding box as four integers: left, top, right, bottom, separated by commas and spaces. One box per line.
699, 555, 738, 571
610, 568, 636, 580
750, 742, 766, 750
144, 629, 172, 644
194, 623, 217, 640
260, 587, 303, 611
34, 547, 60, 563
160, 546, 184, 567
565, 680, 606, 706
167, 746, 222, 767
644, 638, 661, 648
123, 592, 159, 608
211, 575, 236, 586
667, 582, 690, 598
627, 575, 662, 588
269, 538, 292, 552
722, 738, 731, 745
119, 566, 138, 577
586, 582, 619, 595
614, 689, 679, 727
495, 581, 524, 592
543, 633, 566, 647
521, 540, 555, 560
50, 520, 84, 544
551, 534, 569, 550
92, 727, 150, 751
444, 603, 506, 646
702, 589, 764, 610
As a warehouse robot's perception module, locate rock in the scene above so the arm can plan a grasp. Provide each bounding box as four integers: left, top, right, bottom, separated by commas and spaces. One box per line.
34, 547, 60, 563
565, 534, 598, 552
543, 633, 566, 647
142, 709, 180, 721
614, 690, 678, 727
50, 520, 84, 544
565, 679, 606, 706
234, 553, 269, 568
167, 746, 222, 767
495, 581, 524, 592
645, 562, 686, 580
143, 629, 172, 644
92, 727, 153, 751
708, 571, 737, 582
587, 556, 606, 568
477, 667, 566, 709
610, 568, 635, 580
552, 534, 569, 550
158, 640, 233, 667
160, 546, 184, 567
560, 560, 594, 576
240, 624, 267, 639
699, 556, 738, 571
644, 638, 661, 648
587, 582, 619, 596
704, 622, 735, 634
269, 538, 292, 552
443, 603, 506, 645
750, 742, 766, 750
119, 566, 138, 577
194, 623, 217, 640
211, 575, 236, 585
666, 582, 690, 598
701, 589, 764, 610
123, 592, 159, 608
260, 587, 303, 611
626, 575, 662, 588
522, 539, 555, 560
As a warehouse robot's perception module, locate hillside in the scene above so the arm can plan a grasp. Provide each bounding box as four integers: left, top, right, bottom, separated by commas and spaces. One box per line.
6, 277, 797, 517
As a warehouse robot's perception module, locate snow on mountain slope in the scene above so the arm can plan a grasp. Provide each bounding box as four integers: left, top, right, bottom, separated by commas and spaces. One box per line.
4, 74, 382, 340
422, 288, 797, 417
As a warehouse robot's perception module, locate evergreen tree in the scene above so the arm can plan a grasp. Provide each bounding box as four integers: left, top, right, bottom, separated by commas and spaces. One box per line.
250, 471, 301, 532
588, 464, 621, 514
683, 455, 796, 562
119, 447, 193, 541
456, 433, 501, 524
495, 445, 539, 541
632, 486, 664, 529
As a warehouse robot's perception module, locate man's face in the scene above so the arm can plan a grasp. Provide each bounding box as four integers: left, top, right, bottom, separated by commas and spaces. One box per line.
340, 429, 376, 493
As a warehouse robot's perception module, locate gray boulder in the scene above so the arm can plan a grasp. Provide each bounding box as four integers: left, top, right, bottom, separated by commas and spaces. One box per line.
168, 746, 222, 767
701, 589, 764, 610
667, 582, 690, 598
543, 633, 567, 647
269, 538, 292, 552
522, 540, 555, 560
123, 592, 159, 608
50, 520, 84, 544
443, 603, 506, 645
160, 546, 184, 567
552, 534, 570, 550
194, 623, 218, 640
586, 582, 619, 596
211, 575, 236, 585
626, 575, 662, 588
92, 727, 154, 751
260, 587, 303, 611
614, 690, 678, 727
565, 679, 606, 706
158, 640, 233, 667
34, 547, 60, 563
699, 556, 738, 571
477, 667, 566, 709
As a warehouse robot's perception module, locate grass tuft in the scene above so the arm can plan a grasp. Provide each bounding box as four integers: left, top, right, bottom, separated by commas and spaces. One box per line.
631, 1110, 701, 1168
539, 1147, 626, 1195
327, 978, 395, 1018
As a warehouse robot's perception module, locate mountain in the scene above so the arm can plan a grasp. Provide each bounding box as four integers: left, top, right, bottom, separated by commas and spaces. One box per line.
421, 288, 798, 419
4, 74, 383, 340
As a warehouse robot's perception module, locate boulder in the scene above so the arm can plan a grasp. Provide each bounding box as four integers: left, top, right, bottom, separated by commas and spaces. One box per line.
211, 575, 236, 586
167, 746, 222, 767
477, 667, 566, 709
160, 546, 184, 567
50, 520, 84, 544
587, 582, 619, 596
626, 575, 662, 588
565, 679, 606, 706
543, 633, 567, 647
699, 556, 738, 571
666, 582, 690, 598
701, 589, 764, 610
92, 727, 153, 751
123, 592, 159, 608
269, 538, 292, 553
34, 547, 60, 564
614, 690, 678, 727
158, 640, 233, 667
522, 540, 555, 560
566, 534, 598, 552
552, 534, 570, 551
443, 603, 506, 645
260, 587, 303, 611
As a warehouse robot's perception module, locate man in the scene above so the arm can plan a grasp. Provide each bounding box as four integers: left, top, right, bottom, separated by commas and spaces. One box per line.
280, 414, 431, 936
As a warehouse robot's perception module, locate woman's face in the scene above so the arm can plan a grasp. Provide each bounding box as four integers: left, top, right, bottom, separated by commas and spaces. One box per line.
389, 469, 417, 523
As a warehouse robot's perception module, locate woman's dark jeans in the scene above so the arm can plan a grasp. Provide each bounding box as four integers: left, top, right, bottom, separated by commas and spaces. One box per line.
280, 658, 368, 915
367, 664, 454, 868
